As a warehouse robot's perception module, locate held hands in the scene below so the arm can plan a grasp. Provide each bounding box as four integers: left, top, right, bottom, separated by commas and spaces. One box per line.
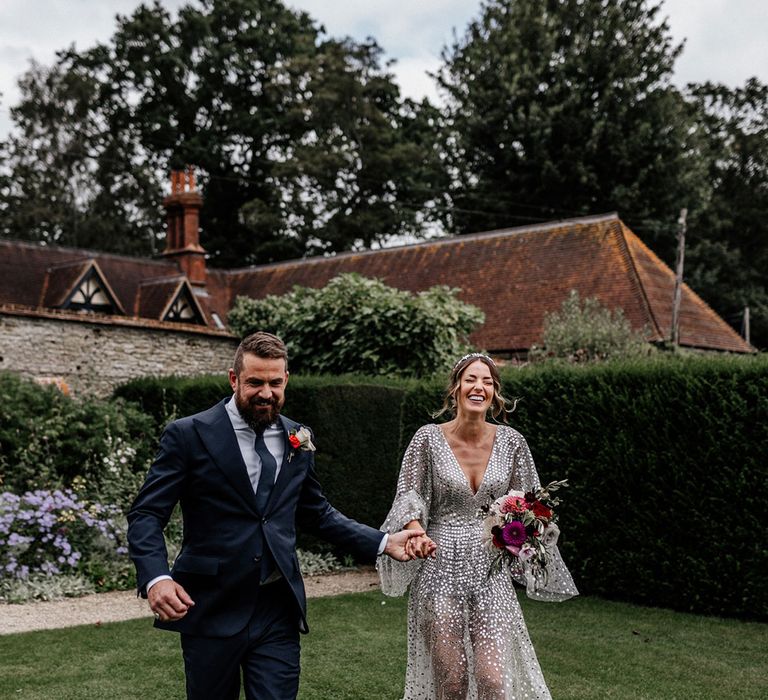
384, 529, 437, 561
148, 579, 195, 622
406, 533, 437, 560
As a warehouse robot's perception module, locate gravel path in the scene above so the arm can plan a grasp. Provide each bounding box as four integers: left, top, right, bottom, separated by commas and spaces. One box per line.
0, 567, 381, 635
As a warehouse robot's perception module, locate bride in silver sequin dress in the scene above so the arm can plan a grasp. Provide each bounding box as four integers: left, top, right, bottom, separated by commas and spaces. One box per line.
378, 354, 578, 700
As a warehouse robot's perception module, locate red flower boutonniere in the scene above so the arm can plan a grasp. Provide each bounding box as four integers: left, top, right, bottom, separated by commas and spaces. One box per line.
287, 426, 315, 462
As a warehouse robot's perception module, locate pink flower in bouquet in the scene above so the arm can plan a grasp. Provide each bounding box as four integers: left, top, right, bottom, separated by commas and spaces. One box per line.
500, 521, 527, 548
502, 495, 528, 514
518, 545, 536, 562
496, 491, 528, 515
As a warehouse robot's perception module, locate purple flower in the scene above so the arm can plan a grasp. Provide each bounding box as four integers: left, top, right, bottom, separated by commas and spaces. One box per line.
501, 521, 527, 548
0, 488, 128, 581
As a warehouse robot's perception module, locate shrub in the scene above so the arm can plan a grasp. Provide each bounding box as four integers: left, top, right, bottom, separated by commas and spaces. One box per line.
113, 374, 230, 427
0, 573, 95, 604
228, 273, 485, 377
296, 549, 345, 576
0, 372, 155, 509
530, 289, 652, 362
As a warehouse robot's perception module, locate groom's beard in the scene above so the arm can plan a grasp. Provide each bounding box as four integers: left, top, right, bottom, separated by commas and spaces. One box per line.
235, 388, 281, 433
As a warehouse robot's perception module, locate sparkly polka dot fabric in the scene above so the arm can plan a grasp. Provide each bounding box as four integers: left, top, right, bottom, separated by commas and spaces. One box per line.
378, 424, 578, 700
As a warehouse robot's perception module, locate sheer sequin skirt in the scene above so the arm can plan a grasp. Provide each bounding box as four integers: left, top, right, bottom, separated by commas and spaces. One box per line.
401, 523, 552, 700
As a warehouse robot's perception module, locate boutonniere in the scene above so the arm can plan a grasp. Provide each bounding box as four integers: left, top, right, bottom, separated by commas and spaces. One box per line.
287, 426, 316, 462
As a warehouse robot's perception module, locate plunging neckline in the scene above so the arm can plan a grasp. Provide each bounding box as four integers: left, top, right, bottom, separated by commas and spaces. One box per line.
436, 423, 499, 496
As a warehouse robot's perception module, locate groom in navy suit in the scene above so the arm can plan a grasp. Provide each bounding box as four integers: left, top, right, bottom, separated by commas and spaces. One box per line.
127, 331, 425, 699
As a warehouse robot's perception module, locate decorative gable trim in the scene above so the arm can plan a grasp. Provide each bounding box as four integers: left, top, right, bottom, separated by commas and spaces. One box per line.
160, 279, 207, 325
45, 260, 126, 315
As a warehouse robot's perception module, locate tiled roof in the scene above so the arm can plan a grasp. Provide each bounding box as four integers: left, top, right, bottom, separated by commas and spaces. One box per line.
136, 277, 186, 319
136, 276, 209, 325
39, 260, 92, 307
0, 213, 753, 353
225, 214, 753, 353
0, 240, 230, 334
0, 302, 233, 337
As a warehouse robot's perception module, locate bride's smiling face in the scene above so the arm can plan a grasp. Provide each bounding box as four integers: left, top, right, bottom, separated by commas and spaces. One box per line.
456, 360, 494, 417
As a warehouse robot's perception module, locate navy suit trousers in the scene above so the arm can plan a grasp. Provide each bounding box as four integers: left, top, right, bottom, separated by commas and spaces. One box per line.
180, 579, 301, 700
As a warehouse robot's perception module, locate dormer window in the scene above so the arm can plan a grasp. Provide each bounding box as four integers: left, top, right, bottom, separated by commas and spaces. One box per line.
47, 261, 124, 315
162, 281, 206, 325
166, 291, 200, 322
66, 269, 114, 312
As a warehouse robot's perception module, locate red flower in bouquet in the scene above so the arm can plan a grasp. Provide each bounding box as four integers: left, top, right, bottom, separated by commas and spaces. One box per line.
288, 434, 301, 449
531, 501, 552, 521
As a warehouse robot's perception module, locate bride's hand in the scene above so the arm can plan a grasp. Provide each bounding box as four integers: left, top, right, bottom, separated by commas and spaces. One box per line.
406, 533, 437, 559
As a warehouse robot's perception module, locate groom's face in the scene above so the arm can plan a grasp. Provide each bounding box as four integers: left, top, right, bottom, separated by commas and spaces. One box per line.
229, 352, 289, 432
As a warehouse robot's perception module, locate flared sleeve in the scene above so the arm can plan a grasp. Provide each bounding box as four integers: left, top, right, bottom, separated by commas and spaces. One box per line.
507, 432, 579, 602
377, 425, 433, 597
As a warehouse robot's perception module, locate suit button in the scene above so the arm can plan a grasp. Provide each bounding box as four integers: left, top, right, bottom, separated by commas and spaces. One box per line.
253, 556, 262, 564
262, 518, 268, 524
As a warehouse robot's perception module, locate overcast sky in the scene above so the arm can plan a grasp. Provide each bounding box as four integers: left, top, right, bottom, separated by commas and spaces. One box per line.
1, 0, 767, 137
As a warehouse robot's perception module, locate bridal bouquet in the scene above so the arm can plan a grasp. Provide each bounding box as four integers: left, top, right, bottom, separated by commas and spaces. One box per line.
482, 479, 569, 586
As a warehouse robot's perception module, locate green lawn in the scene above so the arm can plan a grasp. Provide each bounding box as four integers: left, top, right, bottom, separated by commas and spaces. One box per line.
1, 592, 766, 699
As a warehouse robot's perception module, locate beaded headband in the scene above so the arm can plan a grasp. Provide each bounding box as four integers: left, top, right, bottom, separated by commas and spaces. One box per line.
453, 352, 496, 371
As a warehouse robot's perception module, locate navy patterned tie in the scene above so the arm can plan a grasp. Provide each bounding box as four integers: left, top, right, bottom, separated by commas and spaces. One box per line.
253, 430, 278, 515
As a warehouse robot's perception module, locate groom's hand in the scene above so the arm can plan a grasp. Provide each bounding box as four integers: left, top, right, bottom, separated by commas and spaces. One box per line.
385, 529, 428, 561
148, 579, 195, 621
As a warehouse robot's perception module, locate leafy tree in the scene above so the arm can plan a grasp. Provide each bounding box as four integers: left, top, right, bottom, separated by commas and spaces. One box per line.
0, 0, 445, 265
686, 79, 768, 349
529, 289, 651, 362
228, 273, 484, 377
0, 61, 162, 255
435, 0, 705, 261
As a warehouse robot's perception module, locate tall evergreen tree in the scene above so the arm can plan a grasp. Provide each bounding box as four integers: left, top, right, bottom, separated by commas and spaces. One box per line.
686, 79, 768, 349
436, 0, 705, 260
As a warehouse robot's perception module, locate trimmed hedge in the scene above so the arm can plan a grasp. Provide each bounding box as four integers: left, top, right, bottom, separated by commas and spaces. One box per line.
114, 374, 416, 537
496, 357, 768, 620
113, 356, 768, 619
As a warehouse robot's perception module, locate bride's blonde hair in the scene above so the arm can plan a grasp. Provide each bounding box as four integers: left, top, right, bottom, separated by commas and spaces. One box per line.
432, 353, 515, 422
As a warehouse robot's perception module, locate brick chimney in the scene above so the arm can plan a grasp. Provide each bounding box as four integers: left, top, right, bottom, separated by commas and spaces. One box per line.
161, 167, 207, 286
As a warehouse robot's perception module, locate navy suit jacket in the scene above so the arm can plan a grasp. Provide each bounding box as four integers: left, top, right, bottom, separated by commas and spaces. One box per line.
127, 398, 383, 637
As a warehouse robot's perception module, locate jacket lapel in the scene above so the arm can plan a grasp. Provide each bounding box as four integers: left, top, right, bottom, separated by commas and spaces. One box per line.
193, 399, 259, 514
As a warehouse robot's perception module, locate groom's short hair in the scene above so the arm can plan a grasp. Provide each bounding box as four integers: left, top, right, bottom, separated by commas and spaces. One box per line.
233, 332, 289, 375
